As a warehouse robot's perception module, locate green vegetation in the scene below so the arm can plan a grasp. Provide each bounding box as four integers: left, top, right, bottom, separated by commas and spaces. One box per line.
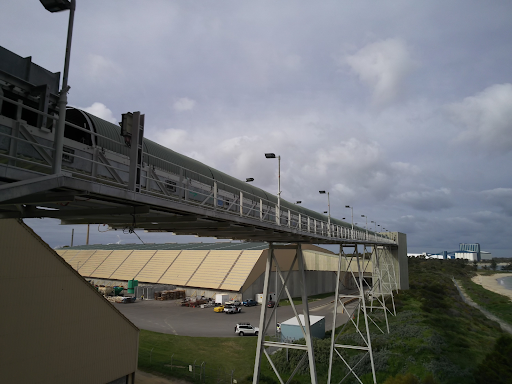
278, 291, 335, 307
459, 275, 512, 325
474, 335, 512, 384
138, 258, 511, 383
138, 330, 262, 382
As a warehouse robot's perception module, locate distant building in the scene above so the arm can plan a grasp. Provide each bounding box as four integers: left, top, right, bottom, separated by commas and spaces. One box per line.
480, 251, 493, 260
455, 251, 478, 261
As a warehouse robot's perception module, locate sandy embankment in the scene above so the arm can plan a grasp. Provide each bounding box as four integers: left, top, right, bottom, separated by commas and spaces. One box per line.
471, 273, 512, 301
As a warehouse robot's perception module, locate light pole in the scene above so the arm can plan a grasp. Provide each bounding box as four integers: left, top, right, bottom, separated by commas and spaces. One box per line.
361, 215, 368, 240
345, 206, 354, 238
265, 153, 281, 225
40, 0, 76, 174
319, 191, 331, 236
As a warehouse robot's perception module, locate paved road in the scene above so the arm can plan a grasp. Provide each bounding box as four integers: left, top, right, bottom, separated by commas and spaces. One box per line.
114, 295, 358, 337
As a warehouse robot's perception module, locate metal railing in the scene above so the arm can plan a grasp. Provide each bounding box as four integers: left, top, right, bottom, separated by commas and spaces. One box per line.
0, 95, 396, 244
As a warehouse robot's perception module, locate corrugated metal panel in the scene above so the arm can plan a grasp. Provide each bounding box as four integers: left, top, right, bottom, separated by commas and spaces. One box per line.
138, 250, 181, 283
79, 110, 130, 157
303, 250, 338, 272
110, 250, 157, 281
56, 241, 269, 251
69, 250, 96, 271
60, 248, 82, 263
92, 250, 133, 278
55, 249, 69, 259
69, 108, 356, 232
220, 250, 263, 291
144, 140, 214, 186
187, 250, 242, 289
158, 250, 208, 285
78, 250, 113, 276
0, 219, 138, 384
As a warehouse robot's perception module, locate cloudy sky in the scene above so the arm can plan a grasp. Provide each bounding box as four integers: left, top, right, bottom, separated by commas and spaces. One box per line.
2, 1, 512, 256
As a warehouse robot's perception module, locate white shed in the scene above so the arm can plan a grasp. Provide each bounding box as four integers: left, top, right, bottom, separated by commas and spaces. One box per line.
280, 315, 325, 342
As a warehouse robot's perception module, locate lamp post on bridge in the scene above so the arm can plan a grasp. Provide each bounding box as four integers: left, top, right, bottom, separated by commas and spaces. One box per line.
319, 191, 331, 237
361, 215, 368, 240
265, 153, 281, 225
345, 205, 354, 238
40, 0, 76, 174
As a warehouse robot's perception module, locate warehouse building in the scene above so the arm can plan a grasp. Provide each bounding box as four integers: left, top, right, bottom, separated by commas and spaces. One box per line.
56, 242, 368, 301
0, 219, 139, 384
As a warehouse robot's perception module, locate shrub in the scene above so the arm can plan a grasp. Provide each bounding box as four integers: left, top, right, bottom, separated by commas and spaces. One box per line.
474, 335, 512, 384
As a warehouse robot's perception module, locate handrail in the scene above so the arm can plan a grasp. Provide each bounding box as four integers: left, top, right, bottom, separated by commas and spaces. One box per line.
0, 106, 396, 245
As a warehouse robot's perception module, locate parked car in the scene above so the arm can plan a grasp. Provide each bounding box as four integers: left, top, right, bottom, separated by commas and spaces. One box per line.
226, 300, 242, 306
267, 300, 279, 308
243, 299, 258, 307
234, 323, 259, 336
224, 305, 242, 314
214, 305, 225, 313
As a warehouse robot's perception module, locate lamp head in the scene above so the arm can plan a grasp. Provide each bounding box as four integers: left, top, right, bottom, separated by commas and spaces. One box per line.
296, 201, 302, 204
345, 205, 351, 208
40, 0, 72, 12
245, 178, 254, 182
265, 153, 276, 159
319, 191, 326, 194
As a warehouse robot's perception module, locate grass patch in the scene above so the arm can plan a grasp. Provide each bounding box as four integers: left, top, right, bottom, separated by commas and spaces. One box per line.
137, 258, 508, 383
278, 291, 335, 306
459, 276, 512, 325
138, 330, 262, 382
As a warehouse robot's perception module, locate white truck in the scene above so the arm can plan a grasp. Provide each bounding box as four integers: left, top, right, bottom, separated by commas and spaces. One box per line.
215, 294, 229, 305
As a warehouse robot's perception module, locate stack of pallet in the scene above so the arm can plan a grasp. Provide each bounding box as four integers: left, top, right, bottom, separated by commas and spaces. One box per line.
154, 290, 186, 300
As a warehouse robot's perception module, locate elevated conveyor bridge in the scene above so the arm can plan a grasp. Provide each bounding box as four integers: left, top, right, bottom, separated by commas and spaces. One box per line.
0, 53, 404, 384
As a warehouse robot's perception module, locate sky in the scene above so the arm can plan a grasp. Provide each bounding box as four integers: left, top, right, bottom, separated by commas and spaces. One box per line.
2, 1, 512, 256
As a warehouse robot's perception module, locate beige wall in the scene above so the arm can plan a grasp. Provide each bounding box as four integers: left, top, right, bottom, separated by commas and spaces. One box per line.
0, 219, 139, 384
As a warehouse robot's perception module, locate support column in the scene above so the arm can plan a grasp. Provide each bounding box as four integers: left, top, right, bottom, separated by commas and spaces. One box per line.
253, 243, 273, 384
297, 243, 318, 384
327, 244, 377, 384
253, 243, 318, 384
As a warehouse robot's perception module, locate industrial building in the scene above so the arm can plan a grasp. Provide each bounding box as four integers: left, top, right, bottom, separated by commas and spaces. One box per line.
409, 243, 493, 261
56, 242, 373, 300
0, 219, 139, 384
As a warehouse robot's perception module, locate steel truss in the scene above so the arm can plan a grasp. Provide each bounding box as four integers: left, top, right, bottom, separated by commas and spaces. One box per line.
325, 244, 398, 384
253, 242, 318, 384
370, 245, 398, 318
252, 243, 400, 384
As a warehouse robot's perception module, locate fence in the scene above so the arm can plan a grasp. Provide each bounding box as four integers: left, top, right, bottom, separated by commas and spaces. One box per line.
139, 349, 240, 384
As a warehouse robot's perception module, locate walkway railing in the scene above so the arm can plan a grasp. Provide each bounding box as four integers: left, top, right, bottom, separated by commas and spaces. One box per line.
0, 96, 396, 244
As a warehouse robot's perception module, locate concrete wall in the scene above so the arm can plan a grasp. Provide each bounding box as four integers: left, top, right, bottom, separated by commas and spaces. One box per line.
380, 232, 409, 290
242, 270, 339, 301
0, 219, 139, 384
